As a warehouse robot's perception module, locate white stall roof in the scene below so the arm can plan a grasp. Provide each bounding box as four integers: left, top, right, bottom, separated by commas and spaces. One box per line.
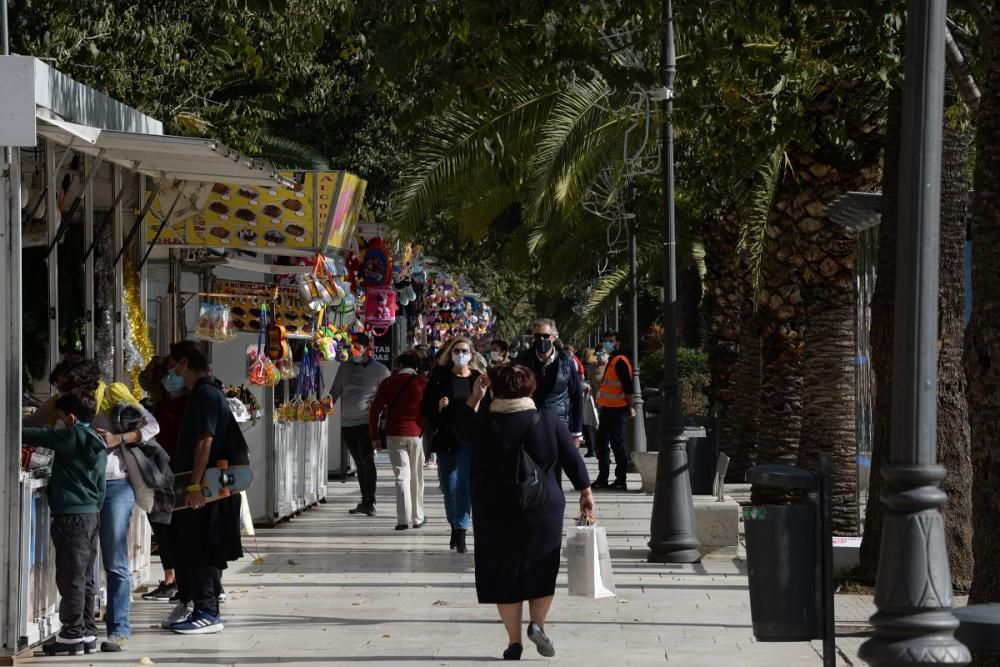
35, 115, 290, 187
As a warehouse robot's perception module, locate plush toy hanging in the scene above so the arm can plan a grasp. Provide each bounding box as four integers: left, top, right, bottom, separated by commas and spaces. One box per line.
360, 236, 393, 286
364, 285, 397, 335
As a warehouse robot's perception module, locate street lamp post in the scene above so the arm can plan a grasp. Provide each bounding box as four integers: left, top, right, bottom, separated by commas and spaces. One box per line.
858, 1, 970, 664
628, 215, 647, 455
647, 0, 701, 564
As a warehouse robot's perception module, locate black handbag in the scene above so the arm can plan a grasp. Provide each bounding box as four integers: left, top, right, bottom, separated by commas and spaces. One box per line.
492, 411, 548, 512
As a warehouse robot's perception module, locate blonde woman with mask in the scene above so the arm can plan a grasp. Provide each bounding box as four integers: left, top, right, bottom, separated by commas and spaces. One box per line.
420, 336, 487, 553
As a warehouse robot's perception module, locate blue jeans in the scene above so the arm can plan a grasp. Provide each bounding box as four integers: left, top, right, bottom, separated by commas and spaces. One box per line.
437, 445, 471, 530
100, 479, 134, 638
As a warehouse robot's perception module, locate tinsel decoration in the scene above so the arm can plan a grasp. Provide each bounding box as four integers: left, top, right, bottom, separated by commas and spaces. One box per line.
123, 257, 155, 397
93, 225, 115, 378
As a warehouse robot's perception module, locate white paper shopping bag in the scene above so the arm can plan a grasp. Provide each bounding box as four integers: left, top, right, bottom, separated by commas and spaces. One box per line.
567, 525, 616, 598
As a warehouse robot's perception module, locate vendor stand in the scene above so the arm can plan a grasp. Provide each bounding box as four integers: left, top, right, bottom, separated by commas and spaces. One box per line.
140, 169, 367, 526
0, 56, 298, 655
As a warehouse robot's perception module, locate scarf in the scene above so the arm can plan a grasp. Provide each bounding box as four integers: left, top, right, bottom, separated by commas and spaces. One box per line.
490, 397, 537, 414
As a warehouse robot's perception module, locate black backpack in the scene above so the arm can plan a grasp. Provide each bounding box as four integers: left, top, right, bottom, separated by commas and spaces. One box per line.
223, 411, 251, 466
492, 412, 548, 512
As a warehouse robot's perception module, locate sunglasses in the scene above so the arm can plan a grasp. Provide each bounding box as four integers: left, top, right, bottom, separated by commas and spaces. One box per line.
533, 333, 553, 340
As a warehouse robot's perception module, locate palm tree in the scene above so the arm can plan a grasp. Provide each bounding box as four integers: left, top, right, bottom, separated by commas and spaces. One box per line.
966, 2, 1000, 623
792, 145, 881, 536
937, 92, 973, 590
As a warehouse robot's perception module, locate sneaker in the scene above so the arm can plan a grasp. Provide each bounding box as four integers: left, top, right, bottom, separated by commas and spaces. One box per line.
610, 479, 629, 491
584, 451, 596, 458
591, 480, 610, 490
395, 524, 409, 531
172, 609, 224, 635
41, 636, 97, 656
354, 505, 376, 517
142, 581, 178, 601
101, 635, 128, 652
348, 503, 366, 514
217, 592, 227, 604
413, 518, 427, 529
527, 621, 555, 657
161, 601, 193, 629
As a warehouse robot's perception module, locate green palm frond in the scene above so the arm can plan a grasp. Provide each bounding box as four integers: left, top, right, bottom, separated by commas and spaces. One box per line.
525, 76, 613, 222
737, 144, 788, 306
257, 135, 330, 170
389, 74, 560, 238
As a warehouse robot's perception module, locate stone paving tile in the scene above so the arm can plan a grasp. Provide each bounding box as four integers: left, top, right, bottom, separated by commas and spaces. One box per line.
24, 459, 881, 666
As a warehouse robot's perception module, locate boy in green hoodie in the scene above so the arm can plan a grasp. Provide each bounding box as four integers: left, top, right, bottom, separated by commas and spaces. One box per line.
22, 391, 108, 656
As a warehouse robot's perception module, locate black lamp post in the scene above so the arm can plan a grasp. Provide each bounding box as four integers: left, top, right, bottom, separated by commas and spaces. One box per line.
858, 0, 970, 664
628, 214, 647, 455
647, 0, 701, 564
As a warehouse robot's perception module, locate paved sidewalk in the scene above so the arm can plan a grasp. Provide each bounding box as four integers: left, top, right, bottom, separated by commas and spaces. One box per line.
27, 456, 873, 666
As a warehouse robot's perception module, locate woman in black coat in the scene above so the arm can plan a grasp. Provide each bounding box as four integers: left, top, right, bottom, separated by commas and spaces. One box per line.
419, 336, 483, 553
453, 363, 594, 661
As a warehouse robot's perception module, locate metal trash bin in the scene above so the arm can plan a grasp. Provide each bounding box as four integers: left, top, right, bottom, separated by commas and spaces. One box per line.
687, 436, 718, 495
743, 464, 822, 641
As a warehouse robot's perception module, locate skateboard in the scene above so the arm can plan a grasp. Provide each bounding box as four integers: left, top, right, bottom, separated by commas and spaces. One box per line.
174, 461, 254, 510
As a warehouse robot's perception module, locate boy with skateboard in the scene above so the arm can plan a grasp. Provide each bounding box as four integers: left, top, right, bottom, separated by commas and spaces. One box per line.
22, 392, 108, 656
161, 341, 243, 635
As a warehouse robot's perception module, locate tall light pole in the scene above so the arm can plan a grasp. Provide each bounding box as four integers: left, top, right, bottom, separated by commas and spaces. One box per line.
859, 1, 969, 664
647, 0, 701, 564
628, 214, 647, 455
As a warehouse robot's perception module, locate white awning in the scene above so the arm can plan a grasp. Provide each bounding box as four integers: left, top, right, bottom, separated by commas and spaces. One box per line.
35, 114, 290, 187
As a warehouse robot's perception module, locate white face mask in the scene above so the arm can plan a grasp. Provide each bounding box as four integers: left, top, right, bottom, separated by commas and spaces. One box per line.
490, 351, 504, 362
54, 419, 67, 430
452, 350, 471, 368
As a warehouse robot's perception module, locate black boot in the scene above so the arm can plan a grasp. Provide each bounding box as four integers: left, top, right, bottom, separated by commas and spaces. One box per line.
455, 529, 468, 554
450, 527, 458, 550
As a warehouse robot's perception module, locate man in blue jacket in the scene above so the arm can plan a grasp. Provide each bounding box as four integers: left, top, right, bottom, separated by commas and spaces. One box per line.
515, 318, 585, 446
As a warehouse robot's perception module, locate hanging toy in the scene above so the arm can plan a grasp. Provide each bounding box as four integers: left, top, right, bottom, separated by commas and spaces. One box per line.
360, 236, 393, 286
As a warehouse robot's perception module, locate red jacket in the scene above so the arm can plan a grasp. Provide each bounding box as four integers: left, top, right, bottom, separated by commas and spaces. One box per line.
368, 371, 429, 440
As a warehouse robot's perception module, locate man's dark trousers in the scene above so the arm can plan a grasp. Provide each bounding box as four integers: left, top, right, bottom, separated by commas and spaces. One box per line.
342, 424, 377, 508
596, 406, 629, 484
175, 556, 222, 616
51, 513, 100, 640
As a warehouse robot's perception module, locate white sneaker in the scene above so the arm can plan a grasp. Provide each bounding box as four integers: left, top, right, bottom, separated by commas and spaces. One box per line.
161, 601, 193, 629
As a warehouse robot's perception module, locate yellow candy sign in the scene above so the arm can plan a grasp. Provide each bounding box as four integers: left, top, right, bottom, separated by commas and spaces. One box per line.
144, 170, 366, 254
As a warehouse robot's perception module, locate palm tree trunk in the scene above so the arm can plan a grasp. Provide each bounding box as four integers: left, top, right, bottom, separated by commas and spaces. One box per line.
859, 84, 975, 590
937, 97, 973, 592
858, 87, 902, 582
728, 302, 761, 482
966, 9, 1000, 644
791, 148, 881, 536
751, 175, 805, 505
702, 205, 752, 479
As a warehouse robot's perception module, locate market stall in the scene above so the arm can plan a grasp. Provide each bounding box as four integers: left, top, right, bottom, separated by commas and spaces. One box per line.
140, 170, 368, 525
0, 56, 294, 655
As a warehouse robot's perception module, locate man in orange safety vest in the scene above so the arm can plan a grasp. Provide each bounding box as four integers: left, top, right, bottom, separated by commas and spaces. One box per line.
593, 331, 635, 490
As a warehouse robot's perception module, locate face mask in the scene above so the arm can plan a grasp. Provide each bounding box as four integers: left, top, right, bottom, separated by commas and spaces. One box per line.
162, 367, 185, 394
452, 350, 471, 368
602, 341, 616, 354
534, 338, 553, 356
351, 353, 367, 364
54, 419, 67, 430
490, 351, 504, 362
